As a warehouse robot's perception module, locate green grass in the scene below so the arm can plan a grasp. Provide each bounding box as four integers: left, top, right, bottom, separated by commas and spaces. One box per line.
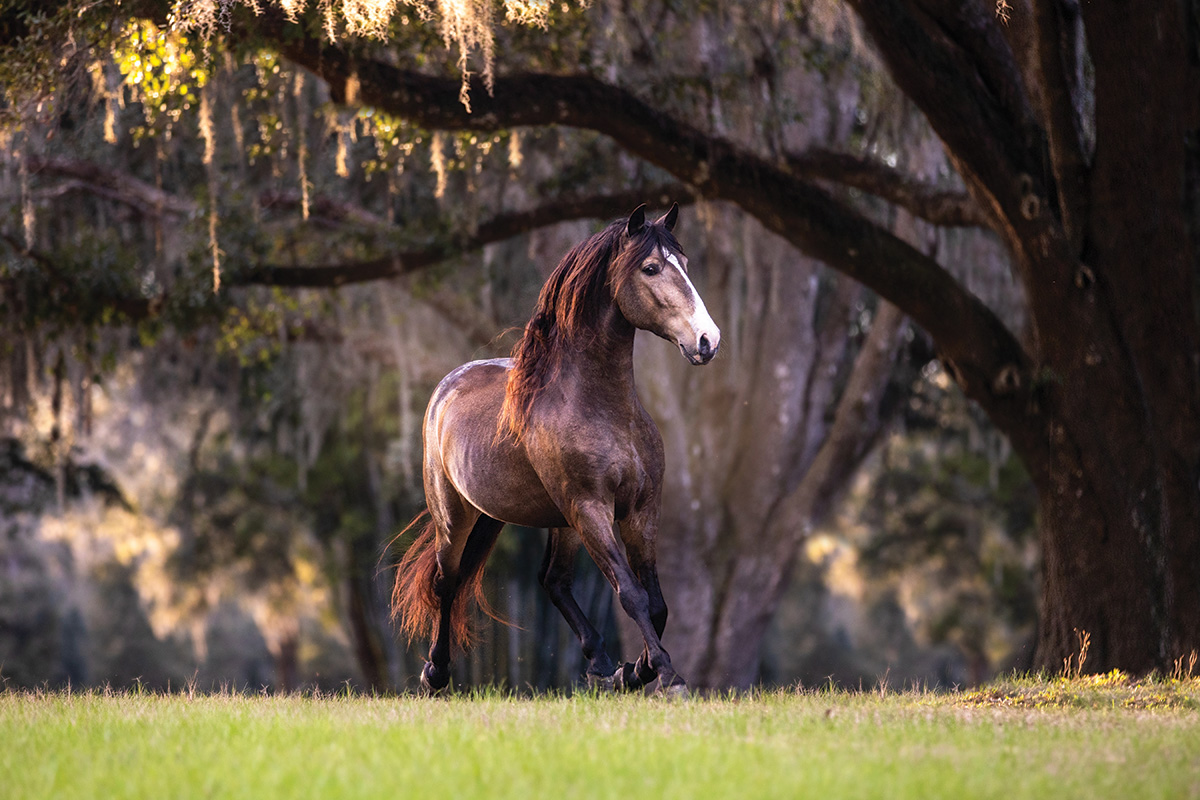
3, 680, 1199, 799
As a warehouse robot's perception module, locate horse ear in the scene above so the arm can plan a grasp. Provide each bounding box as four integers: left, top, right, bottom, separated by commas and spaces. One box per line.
627, 203, 647, 236
656, 202, 679, 232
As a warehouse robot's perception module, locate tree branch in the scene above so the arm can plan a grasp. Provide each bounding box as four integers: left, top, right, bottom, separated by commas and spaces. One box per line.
28, 156, 196, 218
2, 183, 694, 353
24, 155, 395, 228
845, 0, 1069, 265
238, 184, 694, 287
0, 231, 60, 274
785, 148, 991, 228
917, 0, 1043, 140
258, 190, 391, 228
1031, 0, 1089, 254
2, 2, 1050, 465
266, 29, 1040, 450
781, 300, 909, 536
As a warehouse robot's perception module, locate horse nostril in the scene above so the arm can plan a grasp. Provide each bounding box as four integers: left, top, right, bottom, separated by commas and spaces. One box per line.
698, 334, 712, 357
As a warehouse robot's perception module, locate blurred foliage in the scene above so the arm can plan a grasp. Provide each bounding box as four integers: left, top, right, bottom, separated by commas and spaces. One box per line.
829, 359, 1035, 680
0, 0, 1037, 692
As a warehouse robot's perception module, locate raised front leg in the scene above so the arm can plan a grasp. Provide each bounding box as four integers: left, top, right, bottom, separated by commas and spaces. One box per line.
570, 502, 687, 694
538, 527, 618, 685
616, 514, 670, 690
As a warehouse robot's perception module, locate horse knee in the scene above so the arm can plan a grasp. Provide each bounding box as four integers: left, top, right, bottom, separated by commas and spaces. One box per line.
616, 581, 651, 620
538, 569, 570, 603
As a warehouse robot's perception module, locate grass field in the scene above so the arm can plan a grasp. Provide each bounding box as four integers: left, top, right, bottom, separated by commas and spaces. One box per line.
3, 675, 1199, 799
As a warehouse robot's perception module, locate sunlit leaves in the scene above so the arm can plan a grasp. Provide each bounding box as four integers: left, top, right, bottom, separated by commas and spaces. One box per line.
217, 295, 292, 368
357, 108, 419, 178
173, 0, 581, 108
113, 21, 209, 137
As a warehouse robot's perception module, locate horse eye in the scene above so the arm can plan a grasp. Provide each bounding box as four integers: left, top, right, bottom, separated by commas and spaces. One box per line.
641, 262, 661, 275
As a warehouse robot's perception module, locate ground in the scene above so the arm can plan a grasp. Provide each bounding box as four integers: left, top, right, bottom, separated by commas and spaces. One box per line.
3, 677, 1198, 799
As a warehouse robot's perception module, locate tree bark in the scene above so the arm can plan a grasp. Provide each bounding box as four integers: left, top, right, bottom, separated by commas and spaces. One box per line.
692, 301, 908, 689
626, 206, 910, 689
849, 0, 1200, 672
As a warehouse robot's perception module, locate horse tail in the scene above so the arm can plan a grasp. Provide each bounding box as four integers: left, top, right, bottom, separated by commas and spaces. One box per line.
453, 515, 509, 648
390, 511, 441, 645
390, 511, 508, 650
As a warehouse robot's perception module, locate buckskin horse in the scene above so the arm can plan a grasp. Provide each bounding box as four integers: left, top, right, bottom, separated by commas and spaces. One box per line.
392, 203, 720, 695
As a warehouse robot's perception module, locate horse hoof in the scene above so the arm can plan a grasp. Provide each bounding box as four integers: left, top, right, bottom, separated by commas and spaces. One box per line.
612, 662, 642, 692
420, 662, 450, 696
586, 672, 617, 692
658, 683, 690, 700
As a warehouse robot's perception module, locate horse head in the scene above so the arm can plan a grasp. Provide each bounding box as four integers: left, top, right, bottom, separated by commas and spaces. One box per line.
614, 203, 722, 365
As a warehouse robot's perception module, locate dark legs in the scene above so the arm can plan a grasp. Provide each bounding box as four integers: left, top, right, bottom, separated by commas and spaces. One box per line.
621, 539, 670, 689
421, 514, 505, 694
421, 572, 456, 692
420, 507, 682, 695
559, 504, 685, 693
538, 528, 618, 683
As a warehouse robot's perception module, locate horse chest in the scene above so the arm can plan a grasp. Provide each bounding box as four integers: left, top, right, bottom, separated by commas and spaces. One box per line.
568, 421, 660, 503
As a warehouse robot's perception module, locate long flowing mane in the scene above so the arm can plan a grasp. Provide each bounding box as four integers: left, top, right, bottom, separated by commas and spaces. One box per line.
498, 217, 681, 440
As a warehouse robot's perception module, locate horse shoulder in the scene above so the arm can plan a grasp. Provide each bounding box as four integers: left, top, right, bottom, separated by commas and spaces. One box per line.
631, 400, 666, 479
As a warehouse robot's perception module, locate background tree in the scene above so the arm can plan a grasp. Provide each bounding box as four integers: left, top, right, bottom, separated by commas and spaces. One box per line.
2, 0, 1158, 689
253, 0, 1198, 674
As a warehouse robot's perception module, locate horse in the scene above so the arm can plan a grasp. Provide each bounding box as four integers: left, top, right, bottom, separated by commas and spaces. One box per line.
391, 202, 720, 695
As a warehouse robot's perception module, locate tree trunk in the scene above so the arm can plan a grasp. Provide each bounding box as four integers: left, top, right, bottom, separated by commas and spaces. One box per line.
843, 0, 1200, 675
666, 300, 907, 689
346, 572, 390, 691
627, 208, 912, 689
1016, 0, 1200, 673
276, 633, 298, 693
1032, 405, 1200, 672
1021, 222, 1200, 672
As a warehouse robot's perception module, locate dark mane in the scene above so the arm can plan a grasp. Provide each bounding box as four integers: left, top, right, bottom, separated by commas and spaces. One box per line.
499, 217, 682, 439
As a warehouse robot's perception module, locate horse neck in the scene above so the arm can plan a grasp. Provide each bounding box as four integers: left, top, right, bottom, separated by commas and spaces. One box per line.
560, 298, 638, 399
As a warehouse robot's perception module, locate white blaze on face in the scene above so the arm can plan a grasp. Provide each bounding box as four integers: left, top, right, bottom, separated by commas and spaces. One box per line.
661, 246, 720, 355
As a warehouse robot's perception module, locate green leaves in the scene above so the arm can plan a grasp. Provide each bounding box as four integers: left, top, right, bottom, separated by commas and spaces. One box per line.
113, 20, 209, 135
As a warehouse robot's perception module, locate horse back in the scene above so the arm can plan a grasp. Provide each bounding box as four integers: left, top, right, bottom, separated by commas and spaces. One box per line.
425, 359, 567, 529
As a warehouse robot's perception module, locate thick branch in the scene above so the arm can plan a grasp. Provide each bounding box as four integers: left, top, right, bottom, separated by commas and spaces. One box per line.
786, 148, 990, 228
239, 184, 693, 287
268, 31, 1043, 460
916, 0, 1043, 139
277, 46, 963, 312
846, 0, 1070, 268
28, 156, 196, 217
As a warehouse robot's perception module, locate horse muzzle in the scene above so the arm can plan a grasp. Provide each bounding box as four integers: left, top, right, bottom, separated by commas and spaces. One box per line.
681, 330, 721, 365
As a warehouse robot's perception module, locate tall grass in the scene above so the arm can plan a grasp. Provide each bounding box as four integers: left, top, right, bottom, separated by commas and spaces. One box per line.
3, 680, 1199, 799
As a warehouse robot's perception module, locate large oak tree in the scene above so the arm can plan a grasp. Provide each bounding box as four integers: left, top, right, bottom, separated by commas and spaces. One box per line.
272, 0, 1200, 674
5, 0, 1198, 679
